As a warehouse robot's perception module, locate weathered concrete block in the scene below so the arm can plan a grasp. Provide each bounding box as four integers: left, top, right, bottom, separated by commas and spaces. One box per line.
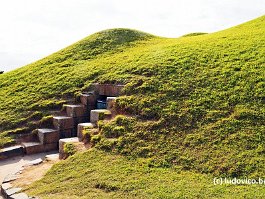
6, 187, 22, 197
44, 142, 58, 152
90, 109, 112, 123
21, 142, 44, 155
59, 137, 79, 159
80, 93, 96, 107
1, 183, 12, 190
38, 129, 59, 144
0, 146, 24, 160
64, 104, 88, 117
25, 158, 43, 166
10, 193, 29, 199
107, 97, 117, 110
77, 123, 95, 141
53, 116, 74, 130
92, 84, 124, 96
22, 142, 58, 155
3, 174, 18, 183
16, 133, 38, 143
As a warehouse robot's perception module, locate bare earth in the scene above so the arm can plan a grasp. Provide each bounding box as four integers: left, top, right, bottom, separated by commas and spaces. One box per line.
0, 152, 59, 198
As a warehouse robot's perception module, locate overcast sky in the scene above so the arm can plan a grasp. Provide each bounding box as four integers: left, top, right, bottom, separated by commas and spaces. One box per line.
0, 0, 264, 72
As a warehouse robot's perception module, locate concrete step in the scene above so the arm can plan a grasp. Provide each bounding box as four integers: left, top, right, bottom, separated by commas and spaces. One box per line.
80, 93, 96, 107
106, 97, 117, 110
21, 142, 58, 155
77, 123, 96, 141
59, 137, 79, 159
91, 83, 124, 96
53, 116, 74, 130
37, 128, 59, 144
0, 146, 24, 160
90, 109, 112, 123
63, 104, 88, 117
21, 142, 44, 155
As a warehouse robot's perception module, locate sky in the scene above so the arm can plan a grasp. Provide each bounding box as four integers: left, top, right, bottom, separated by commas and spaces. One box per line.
0, 0, 264, 72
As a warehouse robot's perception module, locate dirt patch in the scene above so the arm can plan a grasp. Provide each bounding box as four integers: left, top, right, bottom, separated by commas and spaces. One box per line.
12, 159, 59, 187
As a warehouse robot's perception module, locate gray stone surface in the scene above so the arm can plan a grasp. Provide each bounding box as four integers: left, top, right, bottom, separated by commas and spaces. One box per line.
90, 109, 111, 123
92, 83, 124, 96
6, 188, 21, 196
80, 93, 96, 106
21, 142, 44, 155
64, 104, 87, 117
3, 174, 18, 183
43, 143, 58, 152
1, 183, 12, 190
53, 116, 74, 130
0, 146, 24, 160
59, 137, 79, 159
38, 129, 59, 144
106, 97, 117, 110
10, 193, 29, 199
77, 123, 95, 141
25, 158, 43, 166
45, 153, 59, 161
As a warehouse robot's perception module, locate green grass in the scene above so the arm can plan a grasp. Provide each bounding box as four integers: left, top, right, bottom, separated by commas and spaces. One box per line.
25, 149, 265, 199
0, 15, 264, 181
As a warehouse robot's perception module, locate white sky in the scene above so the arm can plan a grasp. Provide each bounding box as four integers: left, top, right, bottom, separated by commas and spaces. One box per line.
0, 0, 264, 72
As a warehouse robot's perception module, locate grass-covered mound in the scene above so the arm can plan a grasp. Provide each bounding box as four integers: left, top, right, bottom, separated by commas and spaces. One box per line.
25, 149, 265, 199
0, 16, 264, 179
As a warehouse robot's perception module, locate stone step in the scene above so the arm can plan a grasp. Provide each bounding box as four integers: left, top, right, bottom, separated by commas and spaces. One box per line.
59, 137, 79, 159
37, 128, 59, 144
53, 116, 74, 130
91, 83, 124, 96
80, 93, 96, 107
106, 97, 117, 110
21, 142, 58, 155
21, 142, 44, 155
90, 109, 112, 123
0, 146, 24, 160
63, 104, 88, 117
77, 123, 96, 141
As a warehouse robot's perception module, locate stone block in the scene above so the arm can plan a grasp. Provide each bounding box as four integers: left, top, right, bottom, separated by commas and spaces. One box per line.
107, 97, 117, 110
3, 174, 18, 183
64, 104, 88, 117
44, 142, 58, 152
0, 146, 24, 160
77, 123, 95, 141
45, 153, 59, 161
21, 142, 44, 155
92, 84, 124, 96
6, 187, 22, 197
90, 109, 112, 123
80, 93, 96, 107
10, 193, 29, 199
38, 129, 59, 144
2, 183, 12, 190
53, 116, 74, 130
59, 137, 79, 159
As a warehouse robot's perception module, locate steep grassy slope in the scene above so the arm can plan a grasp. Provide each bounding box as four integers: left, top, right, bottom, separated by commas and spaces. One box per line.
1, 16, 265, 181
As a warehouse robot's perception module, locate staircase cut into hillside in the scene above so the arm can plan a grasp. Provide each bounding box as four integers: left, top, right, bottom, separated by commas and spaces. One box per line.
0, 84, 123, 160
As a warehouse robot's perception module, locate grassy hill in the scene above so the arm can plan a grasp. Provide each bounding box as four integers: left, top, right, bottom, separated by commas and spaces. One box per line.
0, 15, 265, 197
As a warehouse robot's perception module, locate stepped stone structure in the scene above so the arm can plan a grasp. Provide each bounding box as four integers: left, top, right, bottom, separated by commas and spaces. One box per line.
0, 84, 123, 161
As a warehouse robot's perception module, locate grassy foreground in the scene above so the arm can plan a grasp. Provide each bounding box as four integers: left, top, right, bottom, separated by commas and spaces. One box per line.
25, 149, 265, 199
